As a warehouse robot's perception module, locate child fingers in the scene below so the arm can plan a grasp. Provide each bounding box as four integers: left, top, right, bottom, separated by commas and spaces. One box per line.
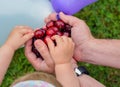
21, 28, 33, 34
61, 36, 69, 42
51, 35, 63, 45
46, 37, 55, 51
22, 32, 34, 42
14, 26, 33, 34
61, 36, 74, 47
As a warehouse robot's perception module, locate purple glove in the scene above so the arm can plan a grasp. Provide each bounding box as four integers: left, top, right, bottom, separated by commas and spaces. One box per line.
51, 0, 97, 15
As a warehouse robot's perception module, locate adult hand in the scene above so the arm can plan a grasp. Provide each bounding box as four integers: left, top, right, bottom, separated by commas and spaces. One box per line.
45, 12, 94, 61
25, 39, 55, 73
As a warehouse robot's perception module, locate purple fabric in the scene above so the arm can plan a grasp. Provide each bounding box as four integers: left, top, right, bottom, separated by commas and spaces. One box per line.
51, 0, 97, 15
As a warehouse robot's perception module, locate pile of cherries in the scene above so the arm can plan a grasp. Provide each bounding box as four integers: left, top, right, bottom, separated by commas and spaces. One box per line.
32, 20, 72, 59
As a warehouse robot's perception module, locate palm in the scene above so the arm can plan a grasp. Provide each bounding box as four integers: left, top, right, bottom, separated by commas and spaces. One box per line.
71, 21, 92, 46
25, 39, 54, 73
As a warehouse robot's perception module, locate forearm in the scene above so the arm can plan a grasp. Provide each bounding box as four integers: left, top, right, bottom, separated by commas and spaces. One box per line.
78, 74, 105, 87
72, 62, 105, 87
0, 44, 14, 84
81, 39, 120, 68
55, 63, 80, 87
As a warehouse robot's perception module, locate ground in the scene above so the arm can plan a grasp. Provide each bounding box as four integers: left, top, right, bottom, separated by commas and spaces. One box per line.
1, 0, 120, 87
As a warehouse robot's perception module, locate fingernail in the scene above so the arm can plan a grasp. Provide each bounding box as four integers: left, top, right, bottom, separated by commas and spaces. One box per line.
35, 40, 41, 46
59, 12, 64, 15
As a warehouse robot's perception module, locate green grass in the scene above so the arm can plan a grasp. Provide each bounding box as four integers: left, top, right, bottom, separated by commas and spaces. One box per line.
1, 0, 120, 87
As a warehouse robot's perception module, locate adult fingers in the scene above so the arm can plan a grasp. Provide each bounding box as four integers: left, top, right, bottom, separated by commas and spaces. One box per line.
25, 39, 37, 62
34, 39, 55, 69
44, 12, 57, 23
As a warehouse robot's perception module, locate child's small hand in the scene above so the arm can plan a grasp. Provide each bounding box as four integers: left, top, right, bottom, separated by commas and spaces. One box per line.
5, 26, 34, 51
47, 35, 75, 65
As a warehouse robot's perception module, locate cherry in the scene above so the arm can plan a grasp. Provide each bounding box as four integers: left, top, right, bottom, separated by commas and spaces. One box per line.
34, 29, 44, 39
55, 20, 65, 30
32, 20, 71, 59
65, 24, 72, 31
63, 24, 72, 37
49, 26, 59, 32
46, 28, 56, 36
46, 21, 55, 28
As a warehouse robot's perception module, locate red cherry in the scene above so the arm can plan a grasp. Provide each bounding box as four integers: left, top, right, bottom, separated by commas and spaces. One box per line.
46, 21, 55, 28
49, 26, 59, 33
34, 29, 44, 39
32, 20, 71, 60
65, 24, 72, 31
55, 20, 65, 29
56, 31, 63, 36
46, 28, 56, 36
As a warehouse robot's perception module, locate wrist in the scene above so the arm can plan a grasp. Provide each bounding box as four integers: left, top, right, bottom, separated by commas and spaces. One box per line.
74, 38, 96, 62
74, 66, 89, 77
81, 38, 96, 56
55, 62, 72, 70
3, 43, 15, 52
80, 38, 102, 64
55, 60, 71, 66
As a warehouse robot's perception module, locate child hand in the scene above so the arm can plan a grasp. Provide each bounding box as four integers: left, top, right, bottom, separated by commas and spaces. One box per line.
45, 12, 93, 62
47, 35, 75, 65
5, 26, 34, 51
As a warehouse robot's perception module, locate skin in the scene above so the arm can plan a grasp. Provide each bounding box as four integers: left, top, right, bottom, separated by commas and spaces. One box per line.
71, 59, 105, 87
0, 26, 34, 85
25, 29, 105, 87
25, 12, 107, 87
25, 39, 55, 73
0, 12, 109, 86
46, 35, 80, 87
45, 12, 120, 69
